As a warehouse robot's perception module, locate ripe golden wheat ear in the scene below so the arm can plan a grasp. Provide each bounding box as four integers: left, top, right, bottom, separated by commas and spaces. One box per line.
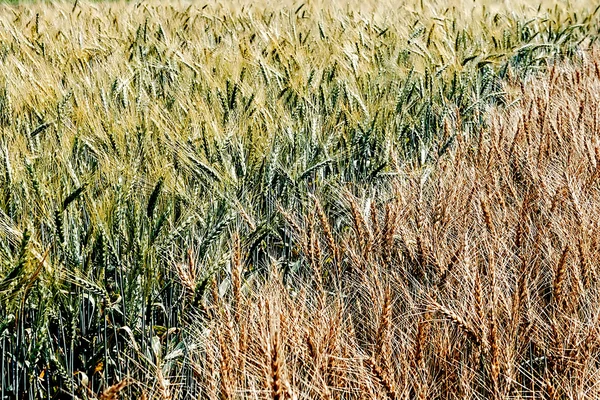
100, 378, 130, 400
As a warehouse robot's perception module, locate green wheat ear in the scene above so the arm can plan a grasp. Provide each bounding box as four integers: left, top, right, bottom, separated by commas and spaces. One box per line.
0, 229, 29, 292
147, 177, 164, 219
62, 184, 87, 212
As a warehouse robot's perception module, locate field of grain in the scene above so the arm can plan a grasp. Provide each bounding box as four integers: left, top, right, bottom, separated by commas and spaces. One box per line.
1, 1, 600, 399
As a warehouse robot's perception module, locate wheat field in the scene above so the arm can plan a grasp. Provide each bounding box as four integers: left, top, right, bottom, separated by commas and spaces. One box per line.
0, 1, 600, 399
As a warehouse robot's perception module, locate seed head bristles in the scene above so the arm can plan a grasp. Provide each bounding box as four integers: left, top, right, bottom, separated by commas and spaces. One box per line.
577, 237, 592, 289
437, 240, 464, 288
473, 266, 483, 323
514, 192, 532, 251
511, 263, 528, 338
553, 245, 570, 307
